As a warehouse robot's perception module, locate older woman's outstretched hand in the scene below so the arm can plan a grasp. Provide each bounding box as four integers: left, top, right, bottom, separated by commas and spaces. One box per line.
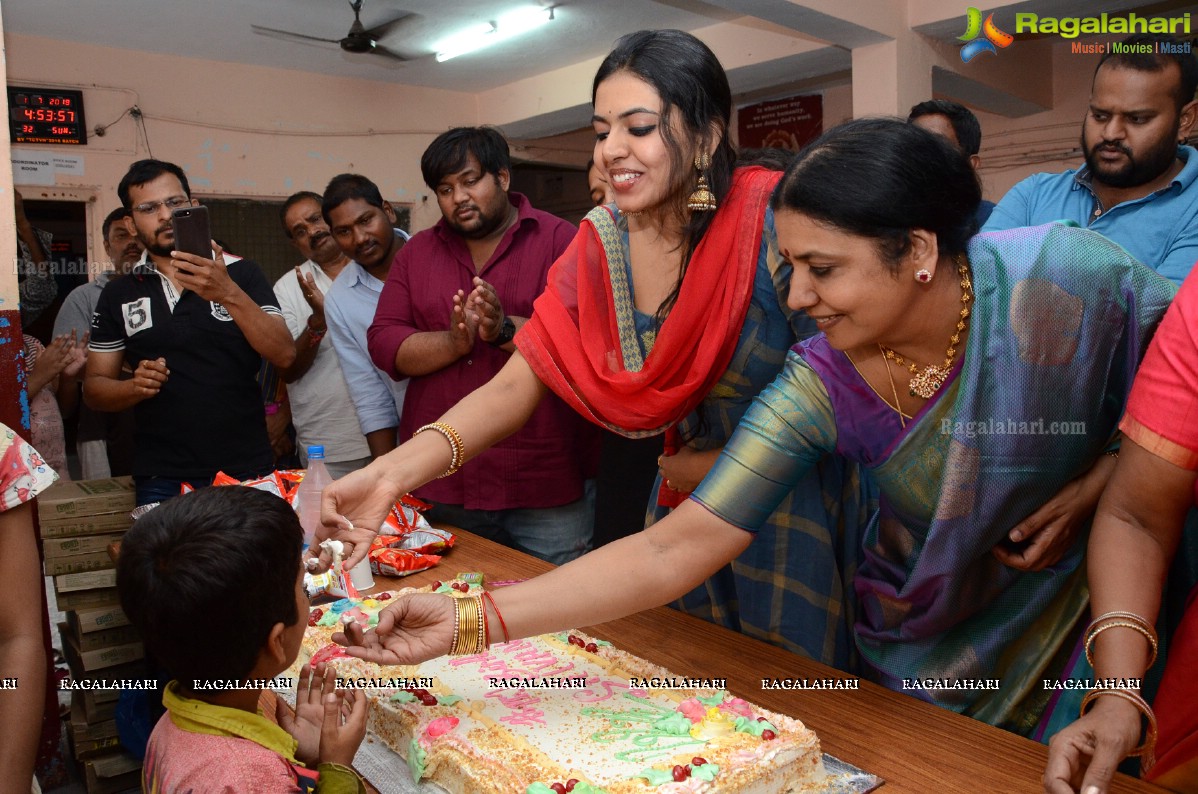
333, 593, 456, 666
317, 465, 404, 569
1043, 697, 1142, 793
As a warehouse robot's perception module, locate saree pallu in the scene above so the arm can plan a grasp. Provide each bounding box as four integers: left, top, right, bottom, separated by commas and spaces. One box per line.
646, 225, 873, 668
518, 166, 875, 667
694, 222, 1176, 734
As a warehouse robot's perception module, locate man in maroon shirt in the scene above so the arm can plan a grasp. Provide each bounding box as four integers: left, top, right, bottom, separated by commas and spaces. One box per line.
368, 127, 598, 564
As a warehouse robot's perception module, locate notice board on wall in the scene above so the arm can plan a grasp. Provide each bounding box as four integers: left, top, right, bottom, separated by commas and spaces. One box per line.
737, 95, 822, 152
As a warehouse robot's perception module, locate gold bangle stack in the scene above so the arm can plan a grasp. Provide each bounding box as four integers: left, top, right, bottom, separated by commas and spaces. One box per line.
448, 594, 489, 656
1084, 611, 1159, 669
415, 422, 465, 479
1080, 688, 1157, 770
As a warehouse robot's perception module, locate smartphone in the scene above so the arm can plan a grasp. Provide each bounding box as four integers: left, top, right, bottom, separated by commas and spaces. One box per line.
171, 205, 211, 266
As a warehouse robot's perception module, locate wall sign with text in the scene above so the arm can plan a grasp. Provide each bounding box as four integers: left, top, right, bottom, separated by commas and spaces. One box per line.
737, 95, 822, 152
8, 86, 87, 145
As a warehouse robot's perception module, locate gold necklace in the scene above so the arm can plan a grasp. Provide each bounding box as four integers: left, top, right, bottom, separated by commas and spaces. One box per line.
844, 350, 911, 428
879, 256, 973, 400
881, 354, 908, 429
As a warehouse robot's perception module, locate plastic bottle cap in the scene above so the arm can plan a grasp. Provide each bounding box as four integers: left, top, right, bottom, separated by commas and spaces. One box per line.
307, 445, 325, 459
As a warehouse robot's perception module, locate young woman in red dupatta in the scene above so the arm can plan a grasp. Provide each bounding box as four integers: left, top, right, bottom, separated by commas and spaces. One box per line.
319, 30, 869, 666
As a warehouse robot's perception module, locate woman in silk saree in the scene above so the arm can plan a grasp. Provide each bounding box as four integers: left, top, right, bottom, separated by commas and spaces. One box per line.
324, 98, 1172, 745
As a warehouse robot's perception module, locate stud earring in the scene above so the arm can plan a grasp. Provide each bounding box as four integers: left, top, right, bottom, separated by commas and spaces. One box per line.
915, 269, 932, 283
687, 153, 717, 212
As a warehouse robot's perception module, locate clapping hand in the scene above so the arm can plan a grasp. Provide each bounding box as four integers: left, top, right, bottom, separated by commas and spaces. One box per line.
296, 267, 326, 316
335, 593, 456, 665
468, 277, 505, 344
448, 288, 478, 355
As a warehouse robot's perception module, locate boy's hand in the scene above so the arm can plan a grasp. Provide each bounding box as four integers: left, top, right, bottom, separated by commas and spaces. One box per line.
277, 663, 330, 765
319, 682, 368, 768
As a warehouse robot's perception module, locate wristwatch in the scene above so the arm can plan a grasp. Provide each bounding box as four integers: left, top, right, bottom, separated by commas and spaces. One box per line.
489, 316, 516, 347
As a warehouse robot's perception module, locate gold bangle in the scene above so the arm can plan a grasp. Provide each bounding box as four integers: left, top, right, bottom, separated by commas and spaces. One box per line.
1084, 612, 1159, 669
414, 422, 465, 478
1080, 688, 1157, 770
448, 594, 489, 656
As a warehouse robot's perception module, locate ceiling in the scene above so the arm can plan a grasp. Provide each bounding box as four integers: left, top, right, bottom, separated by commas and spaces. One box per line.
1, 0, 755, 92
4, 0, 1197, 136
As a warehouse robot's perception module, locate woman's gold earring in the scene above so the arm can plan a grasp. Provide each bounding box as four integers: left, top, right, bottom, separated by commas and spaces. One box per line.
687, 153, 717, 212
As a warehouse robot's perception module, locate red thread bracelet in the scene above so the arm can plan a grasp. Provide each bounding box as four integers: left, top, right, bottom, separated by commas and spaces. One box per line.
483, 591, 510, 643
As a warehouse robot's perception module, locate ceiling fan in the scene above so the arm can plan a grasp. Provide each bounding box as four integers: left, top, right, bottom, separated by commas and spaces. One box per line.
251, 0, 413, 62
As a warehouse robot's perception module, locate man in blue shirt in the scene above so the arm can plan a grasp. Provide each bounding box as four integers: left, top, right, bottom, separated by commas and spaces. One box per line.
984, 34, 1198, 285
321, 174, 410, 459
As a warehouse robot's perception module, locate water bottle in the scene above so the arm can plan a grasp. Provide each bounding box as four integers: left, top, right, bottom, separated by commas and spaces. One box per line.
297, 445, 332, 548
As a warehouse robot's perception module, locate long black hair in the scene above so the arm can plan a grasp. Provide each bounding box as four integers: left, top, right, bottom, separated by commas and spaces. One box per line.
772, 118, 980, 271
593, 29, 737, 319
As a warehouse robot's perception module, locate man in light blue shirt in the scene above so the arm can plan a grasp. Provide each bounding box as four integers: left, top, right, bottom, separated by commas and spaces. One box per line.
984, 33, 1198, 285
322, 174, 410, 458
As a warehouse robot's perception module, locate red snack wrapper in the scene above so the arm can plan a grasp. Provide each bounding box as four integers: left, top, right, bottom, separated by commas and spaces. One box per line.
210, 470, 288, 500
369, 546, 442, 578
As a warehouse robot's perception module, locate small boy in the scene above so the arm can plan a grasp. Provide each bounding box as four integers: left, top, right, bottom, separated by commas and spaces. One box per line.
117, 485, 367, 792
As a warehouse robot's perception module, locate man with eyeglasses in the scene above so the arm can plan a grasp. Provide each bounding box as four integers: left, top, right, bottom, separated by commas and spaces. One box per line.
84, 159, 295, 506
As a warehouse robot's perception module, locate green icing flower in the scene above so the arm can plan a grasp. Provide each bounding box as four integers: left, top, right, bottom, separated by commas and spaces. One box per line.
406, 738, 426, 782
525, 784, 556, 794
634, 768, 675, 786
571, 783, 610, 793
436, 694, 462, 706
695, 691, 728, 708
690, 763, 720, 782
390, 691, 417, 703
651, 713, 694, 735
734, 716, 775, 736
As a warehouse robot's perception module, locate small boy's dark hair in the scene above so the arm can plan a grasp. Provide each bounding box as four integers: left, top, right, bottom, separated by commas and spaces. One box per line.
117, 487, 302, 687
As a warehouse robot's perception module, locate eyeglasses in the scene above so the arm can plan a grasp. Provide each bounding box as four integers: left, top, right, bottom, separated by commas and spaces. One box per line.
132, 196, 190, 215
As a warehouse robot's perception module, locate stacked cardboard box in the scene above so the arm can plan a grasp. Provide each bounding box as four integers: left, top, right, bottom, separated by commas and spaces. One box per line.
39, 477, 146, 789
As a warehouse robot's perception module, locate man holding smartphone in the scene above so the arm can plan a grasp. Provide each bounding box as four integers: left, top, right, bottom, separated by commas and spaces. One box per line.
84, 159, 296, 506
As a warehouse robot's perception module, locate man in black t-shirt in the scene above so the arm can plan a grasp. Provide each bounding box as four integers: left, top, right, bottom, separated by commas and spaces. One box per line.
84, 160, 296, 505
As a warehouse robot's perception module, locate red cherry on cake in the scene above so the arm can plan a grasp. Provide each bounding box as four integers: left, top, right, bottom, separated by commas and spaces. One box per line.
307, 608, 323, 627
692, 757, 708, 766
565, 779, 578, 791
550, 784, 566, 794
672, 764, 689, 781
568, 634, 582, 647
761, 729, 777, 741
584, 642, 598, 653
376, 592, 392, 601
431, 581, 443, 590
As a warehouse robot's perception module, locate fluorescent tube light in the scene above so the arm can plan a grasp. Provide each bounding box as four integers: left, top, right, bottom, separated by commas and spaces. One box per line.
435, 6, 553, 62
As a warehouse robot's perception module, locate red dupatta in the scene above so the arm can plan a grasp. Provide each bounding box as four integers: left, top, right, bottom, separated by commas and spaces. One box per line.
517, 166, 780, 437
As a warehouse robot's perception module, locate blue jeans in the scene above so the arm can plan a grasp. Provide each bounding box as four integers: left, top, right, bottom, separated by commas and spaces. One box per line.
424, 480, 596, 565
134, 476, 200, 507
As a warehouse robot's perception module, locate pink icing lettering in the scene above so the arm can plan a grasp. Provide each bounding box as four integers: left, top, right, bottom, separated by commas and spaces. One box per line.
574, 675, 628, 704
485, 689, 547, 726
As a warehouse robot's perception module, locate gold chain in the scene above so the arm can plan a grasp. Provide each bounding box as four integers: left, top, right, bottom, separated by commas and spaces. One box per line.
879, 256, 973, 400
